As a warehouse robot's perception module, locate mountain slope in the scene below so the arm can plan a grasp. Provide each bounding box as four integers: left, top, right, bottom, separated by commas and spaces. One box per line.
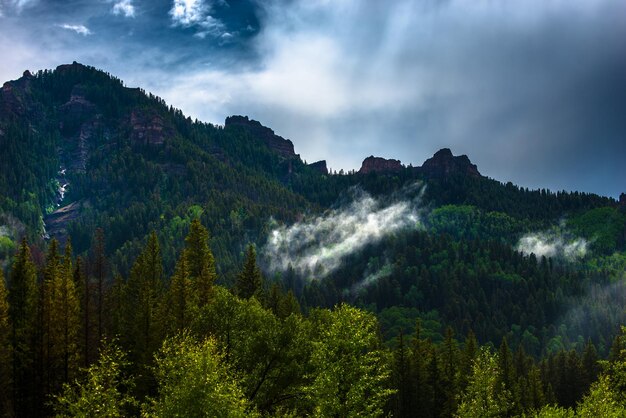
0, 63, 624, 355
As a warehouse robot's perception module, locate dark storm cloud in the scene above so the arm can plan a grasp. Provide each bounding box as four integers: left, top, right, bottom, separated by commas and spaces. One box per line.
0, 0, 624, 197
0, 0, 261, 74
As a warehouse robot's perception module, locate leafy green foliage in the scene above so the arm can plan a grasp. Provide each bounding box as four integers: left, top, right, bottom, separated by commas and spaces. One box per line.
307, 305, 395, 417
456, 348, 512, 418
54, 341, 135, 418
145, 333, 253, 418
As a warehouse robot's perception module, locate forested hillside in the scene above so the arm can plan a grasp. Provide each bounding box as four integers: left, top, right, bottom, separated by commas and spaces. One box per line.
0, 63, 625, 417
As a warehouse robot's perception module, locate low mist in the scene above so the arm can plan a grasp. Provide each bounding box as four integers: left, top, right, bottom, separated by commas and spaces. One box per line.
517, 230, 588, 261
262, 185, 423, 281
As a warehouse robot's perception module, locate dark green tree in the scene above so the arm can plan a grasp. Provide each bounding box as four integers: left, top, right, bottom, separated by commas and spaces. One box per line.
184, 219, 217, 307
235, 244, 263, 300
0, 268, 12, 416
121, 231, 164, 368
8, 239, 39, 415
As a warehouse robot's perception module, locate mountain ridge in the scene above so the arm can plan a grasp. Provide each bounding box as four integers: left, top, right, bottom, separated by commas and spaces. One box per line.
0, 62, 619, 276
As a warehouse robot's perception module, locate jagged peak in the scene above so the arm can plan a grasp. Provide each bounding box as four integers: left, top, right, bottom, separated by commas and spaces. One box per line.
418, 148, 481, 178
225, 115, 297, 159
358, 156, 403, 174
433, 148, 453, 158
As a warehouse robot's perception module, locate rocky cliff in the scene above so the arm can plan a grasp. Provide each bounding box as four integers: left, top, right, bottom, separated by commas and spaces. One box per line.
225, 115, 296, 158
0, 70, 34, 118
417, 148, 481, 178
358, 156, 403, 174
130, 109, 170, 145
308, 160, 329, 175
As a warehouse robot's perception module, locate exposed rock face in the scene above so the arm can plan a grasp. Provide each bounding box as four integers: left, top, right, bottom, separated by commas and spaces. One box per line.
418, 148, 481, 178
44, 200, 89, 246
59, 85, 96, 120
130, 109, 169, 145
0, 70, 33, 117
308, 160, 329, 175
358, 156, 403, 174
55, 61, 85, 74
225, 115, 296, 158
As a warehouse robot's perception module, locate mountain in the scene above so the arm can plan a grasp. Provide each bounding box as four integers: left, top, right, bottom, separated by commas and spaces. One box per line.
1, 62, 626, 417
0, 62, 624, 345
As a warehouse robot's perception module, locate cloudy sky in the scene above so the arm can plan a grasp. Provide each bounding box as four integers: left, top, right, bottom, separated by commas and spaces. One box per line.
0, 0, 624, 197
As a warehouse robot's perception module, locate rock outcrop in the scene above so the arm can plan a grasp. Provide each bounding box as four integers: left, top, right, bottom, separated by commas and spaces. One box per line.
130, 109, 169, 145
44, 200, 89, 246
59, 85, 96, 120
225, 115, 296, 158
0, 70, 34, 117
358, 156, 403, 174
308, 160, 329, 175
417, 148, 481, 178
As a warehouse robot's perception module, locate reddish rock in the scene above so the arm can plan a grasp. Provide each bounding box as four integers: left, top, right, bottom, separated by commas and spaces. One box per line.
225, 115, 296, 158
358, 156, 403, 174
308, 160, 329, 175
130, 109, 169, 145
59, 85, 96, 121
0, 71, 33, 117
418, 148, 481, 178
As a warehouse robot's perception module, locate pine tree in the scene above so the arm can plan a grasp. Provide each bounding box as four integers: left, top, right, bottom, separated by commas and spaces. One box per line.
0, 268, 12, 416
166, 253, 192, 333
278, 290, 301, 319
8, 239, 39, 415
48, 240, 80, 389
73, 255, 93, 367
526, 365, 546, 411
90, 228, 107, 346
393, 332, 414, 418
122, 232, 163, 366
265, 282, 282, 316
184, 219, 216, 307
460, 330, 478, 390
236, 244, 263, 300
497, 337, 519, 414
582, 338, 599, 389
411, 320, 432, 418
42, 238, 62, 396
441, 327, 460, 417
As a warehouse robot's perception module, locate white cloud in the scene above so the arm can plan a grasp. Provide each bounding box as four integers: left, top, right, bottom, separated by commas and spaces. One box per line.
169, 0, 226, 38
58, 24, 92, 36
517, 231, 588, 261
112, 0, 135, 18
170, 0, 205, 26
262, 185, 423, 281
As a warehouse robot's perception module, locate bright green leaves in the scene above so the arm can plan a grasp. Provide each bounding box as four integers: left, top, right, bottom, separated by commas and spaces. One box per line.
307, 304, 395, 418
456, 348, 513, 418
145, 333, 254, 418
54, 341, 135, 418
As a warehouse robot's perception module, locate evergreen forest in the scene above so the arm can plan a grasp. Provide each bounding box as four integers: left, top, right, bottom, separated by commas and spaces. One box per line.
0, 63, 625, 417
